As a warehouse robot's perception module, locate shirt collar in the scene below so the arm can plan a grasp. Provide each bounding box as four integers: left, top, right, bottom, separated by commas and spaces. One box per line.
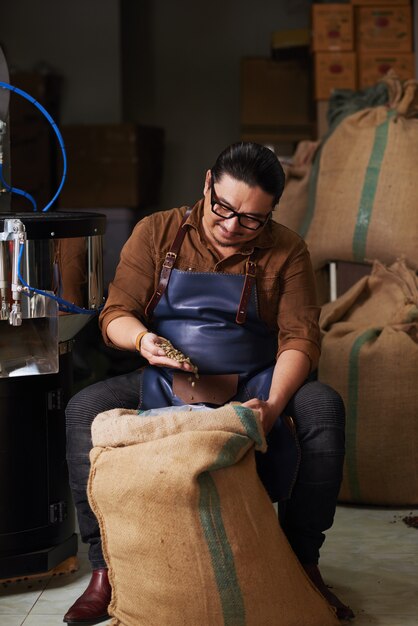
186, 198, 276, 253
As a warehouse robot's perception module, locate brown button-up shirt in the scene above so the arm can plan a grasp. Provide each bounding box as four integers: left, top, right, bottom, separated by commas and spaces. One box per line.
99, 199, 321, 370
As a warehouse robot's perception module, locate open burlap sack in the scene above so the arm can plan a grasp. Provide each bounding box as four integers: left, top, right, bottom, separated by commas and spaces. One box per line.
304, 73, 418, 271
88, 404, 339, 626
319, 259, 418, 505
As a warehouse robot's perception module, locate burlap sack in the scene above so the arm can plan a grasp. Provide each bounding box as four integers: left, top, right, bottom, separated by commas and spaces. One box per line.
88, 404, 339, 626
304, 73, 418, 271
272, 141, 329, 305
319, 259, 418, 505
273, 140, 320, 234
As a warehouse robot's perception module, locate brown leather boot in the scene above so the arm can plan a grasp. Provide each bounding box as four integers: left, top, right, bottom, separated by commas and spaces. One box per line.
63, 568, 112, 625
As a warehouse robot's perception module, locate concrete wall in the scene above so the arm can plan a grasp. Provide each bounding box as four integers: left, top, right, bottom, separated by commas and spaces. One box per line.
0, 0, 310, 207
121, 0, 310, 208
0, 0, 122, 124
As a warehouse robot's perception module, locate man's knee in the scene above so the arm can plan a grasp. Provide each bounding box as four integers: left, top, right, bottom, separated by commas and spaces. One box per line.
290, 380, 345, 432
65, 383, 105, 429
66, 370, 141, 434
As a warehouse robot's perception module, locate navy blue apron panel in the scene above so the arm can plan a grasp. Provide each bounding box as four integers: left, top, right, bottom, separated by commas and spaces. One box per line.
232, 364, 275, 402
142, 263, 298, 502
151, 269, 277, 376
138, 364, 300, 502
139, 366, 184, 411
139, 364, 275, 411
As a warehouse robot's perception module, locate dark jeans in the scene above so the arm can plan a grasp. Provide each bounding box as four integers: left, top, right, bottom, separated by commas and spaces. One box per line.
66, 369, 345, 569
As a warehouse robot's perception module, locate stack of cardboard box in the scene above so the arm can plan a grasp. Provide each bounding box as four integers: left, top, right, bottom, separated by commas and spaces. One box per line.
355, 0, 414, 89
8, 74, 165, 212
9, 72, 62, 212
312, 0, 415, 135
240, 30, 315, 154
58, 124, 164, 209
312, 3, 356, 100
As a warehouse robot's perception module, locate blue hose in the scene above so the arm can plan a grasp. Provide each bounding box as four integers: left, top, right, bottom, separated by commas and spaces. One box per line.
0, 80, 67, 212
2, 81, 101, 314
0, 163, 37, 210
17, 241, 102, 315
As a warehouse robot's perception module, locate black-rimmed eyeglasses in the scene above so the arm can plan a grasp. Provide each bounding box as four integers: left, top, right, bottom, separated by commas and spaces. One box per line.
210, 179, 272, 231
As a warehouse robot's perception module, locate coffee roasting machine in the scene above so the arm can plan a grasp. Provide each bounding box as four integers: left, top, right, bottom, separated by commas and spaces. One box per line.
0, 47, 106, 579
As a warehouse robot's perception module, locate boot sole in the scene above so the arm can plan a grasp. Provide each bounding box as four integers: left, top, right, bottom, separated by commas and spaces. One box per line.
63, 614, 110, 625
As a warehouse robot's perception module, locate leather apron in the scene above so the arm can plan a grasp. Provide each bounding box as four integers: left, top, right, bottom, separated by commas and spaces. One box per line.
138, 214, 300, 501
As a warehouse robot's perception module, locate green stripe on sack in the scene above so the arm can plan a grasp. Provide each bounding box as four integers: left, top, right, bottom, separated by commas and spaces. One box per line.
198, 435, 249, 625
347, 328, 381, 500
233, 404, 264, 447
299, 143, 324, 239
353, 110, 395, 262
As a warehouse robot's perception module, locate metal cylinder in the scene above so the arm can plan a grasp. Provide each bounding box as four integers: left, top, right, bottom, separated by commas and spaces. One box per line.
0, 210, 106, 578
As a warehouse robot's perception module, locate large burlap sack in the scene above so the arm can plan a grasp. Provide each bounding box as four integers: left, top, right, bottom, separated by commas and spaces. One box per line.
303, 73, 418, 271
273, 140, 320, 234
88, 404, 338, 626
319, 259, 418, 505
272, 140, 328, 305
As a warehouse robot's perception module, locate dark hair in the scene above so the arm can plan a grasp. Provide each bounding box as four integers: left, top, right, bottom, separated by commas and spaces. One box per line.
211, 142, 285, 206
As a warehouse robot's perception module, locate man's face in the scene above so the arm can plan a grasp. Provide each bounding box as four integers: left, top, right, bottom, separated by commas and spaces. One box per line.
202, 171, 274, 252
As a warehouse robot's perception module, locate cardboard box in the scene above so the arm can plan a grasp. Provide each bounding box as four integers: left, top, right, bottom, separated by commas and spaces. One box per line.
358, 51, 416, 87
9, 71, 62, 124
9, 126, 52, 208
7, 124, 52, 211
271, 30, 311, 61
314, 52, 357, 100
240, 58, 315, 142
356, 6, 413, 52
8, 72, 62, 211
312, 4, 354, 51
351, 0, 410, 5
58, 124, 164, 209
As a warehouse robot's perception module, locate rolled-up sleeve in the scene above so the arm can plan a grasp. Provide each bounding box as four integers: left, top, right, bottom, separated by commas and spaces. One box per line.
99, 216, 157, 346
276, 240, 321, 371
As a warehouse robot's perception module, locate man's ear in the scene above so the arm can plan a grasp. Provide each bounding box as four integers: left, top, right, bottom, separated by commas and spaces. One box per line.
203, 170, 212, 196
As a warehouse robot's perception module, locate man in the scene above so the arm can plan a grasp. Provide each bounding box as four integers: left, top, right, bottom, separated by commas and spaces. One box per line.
64, 142, 353, 624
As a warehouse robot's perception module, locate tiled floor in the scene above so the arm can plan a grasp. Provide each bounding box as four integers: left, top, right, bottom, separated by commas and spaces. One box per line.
0, 505, 416, 625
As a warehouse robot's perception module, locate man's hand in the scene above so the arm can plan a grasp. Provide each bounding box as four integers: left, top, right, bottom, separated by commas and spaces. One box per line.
140, 333, 196, 372
241, 398, 280, 435
242, 350, 311, 434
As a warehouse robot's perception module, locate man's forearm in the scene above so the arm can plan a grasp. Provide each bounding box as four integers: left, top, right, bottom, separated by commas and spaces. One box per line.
268, 349, 311, 416
106, 316, 148, 351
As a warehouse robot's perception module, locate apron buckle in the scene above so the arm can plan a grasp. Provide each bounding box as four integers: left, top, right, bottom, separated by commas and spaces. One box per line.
246, 260, 257, 277
163, 252, 177, 269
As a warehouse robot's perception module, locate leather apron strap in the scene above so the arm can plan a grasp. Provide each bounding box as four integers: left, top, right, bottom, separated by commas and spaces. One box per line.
236, 258, 257, 324
145, 207, 192, 318
146, 206, 258, 324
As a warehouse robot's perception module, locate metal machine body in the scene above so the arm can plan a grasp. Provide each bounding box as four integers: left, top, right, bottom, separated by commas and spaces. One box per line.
0, 212, 106, 579
0, 46, 106, 578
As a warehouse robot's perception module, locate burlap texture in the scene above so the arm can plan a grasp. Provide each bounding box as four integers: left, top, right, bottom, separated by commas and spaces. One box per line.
305, 74, 418, 271
273, 140, 320, 234
272, 140, 328, 305
319, 259, 418, 505
88, 404, 339, 626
